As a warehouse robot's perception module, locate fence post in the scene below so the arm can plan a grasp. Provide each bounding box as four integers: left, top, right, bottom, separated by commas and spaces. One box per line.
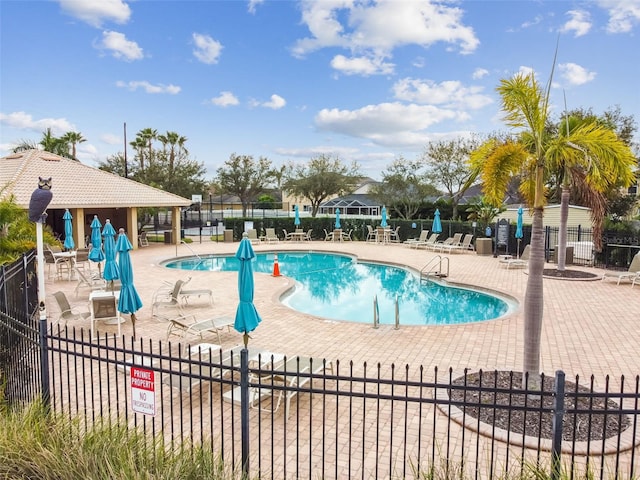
240, 348, 250, 478
35, 222, 51, 410
550, 370, 565, 480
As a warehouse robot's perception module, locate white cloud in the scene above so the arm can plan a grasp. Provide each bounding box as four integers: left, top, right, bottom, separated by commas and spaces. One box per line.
560, 9, 592, 37
248, 0, 264, 14
292, 0, 479, 76
100, 133, 121, 145
210, 91, 239, 107
98, 31, 143, 61
518, 66, 535, 77
314, 102, 465, 148
251, 94, 286, 109
558, 62, 596, 85
472, 68, 489, 80
392, 78, 492, 110
597, 0, 640, 33
192, 33, 223, 64
58, 0, 130, 28
116, 81, 181, 94
0, 111, 75, 135
330, 54, 394, 76
521, 15, 543, 29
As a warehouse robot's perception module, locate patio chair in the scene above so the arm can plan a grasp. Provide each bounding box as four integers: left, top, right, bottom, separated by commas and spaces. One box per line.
51, 290, 91, 327
223, 355, 334, 420
138, 231, 149, 247
283, 229, 294, 241
412, 233, 439, 249
304, 229, 313, 241
447, 233, 474, 253
152, 279, 187, 319
602, 252, 640, 285
323, 229, 333, 241
499, 245, 531, 269
43, 247, 71, 280
74, 266, 107, 297
246, 229, 260, 245
178, 277, 214, 306
341, 229, 353, 241
74, 248, 91, 274
388, 226, 401, 243
166, 314, 234, 344
366, 225, 377, 243
432, 233, 463, 253
263, 228, 279, 243
404, 230, 429, 246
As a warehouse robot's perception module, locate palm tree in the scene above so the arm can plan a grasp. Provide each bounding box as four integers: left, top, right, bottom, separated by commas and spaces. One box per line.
469, 71, 636, 386
61, 131, 86, 160
157, 131, 188, 175
549, 112, 635, 270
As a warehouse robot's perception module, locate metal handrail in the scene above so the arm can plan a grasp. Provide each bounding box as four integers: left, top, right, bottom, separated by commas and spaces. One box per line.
419, 255, 449, 280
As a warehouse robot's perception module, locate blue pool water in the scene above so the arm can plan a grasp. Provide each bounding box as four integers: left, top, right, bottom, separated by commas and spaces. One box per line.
163, 252, 513, 325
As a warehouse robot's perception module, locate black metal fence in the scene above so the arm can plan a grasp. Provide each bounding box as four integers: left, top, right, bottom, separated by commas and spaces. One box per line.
1, 314, 639, 479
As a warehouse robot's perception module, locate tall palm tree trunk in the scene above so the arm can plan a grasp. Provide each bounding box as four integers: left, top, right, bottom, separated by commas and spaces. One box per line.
523, 206, 545, 388
556, 185, 570, 271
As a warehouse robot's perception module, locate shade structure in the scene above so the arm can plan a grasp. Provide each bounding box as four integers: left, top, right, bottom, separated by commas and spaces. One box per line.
515, 206, 524, 258
432, 209, 442, 234
102, 219, 120, 283
381, 206, 388, 228
116, 228, 143, 339
234, 233, 262, 346
335, 208, 341, 229
294, 205, 301, 227
88, 215, 105, 270
63, 209, 75, 250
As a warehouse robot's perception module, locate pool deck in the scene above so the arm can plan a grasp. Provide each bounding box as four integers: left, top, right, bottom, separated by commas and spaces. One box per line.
45, 237, 640, 385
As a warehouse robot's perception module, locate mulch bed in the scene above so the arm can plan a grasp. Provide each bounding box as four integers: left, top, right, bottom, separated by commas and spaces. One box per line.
542, 268, 600, 280
449, 371, 630, 442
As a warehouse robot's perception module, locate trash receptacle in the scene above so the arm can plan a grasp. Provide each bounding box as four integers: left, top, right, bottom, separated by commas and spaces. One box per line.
164, 231, 173, 244
553, 245, 574, 264
180, 229, 185, 239
223, 229, 233, 243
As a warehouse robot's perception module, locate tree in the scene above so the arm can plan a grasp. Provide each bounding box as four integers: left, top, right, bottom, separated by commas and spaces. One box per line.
369, 157, 439, 219
422, 137, 478, 220
465, 196, 506, 233
60, 131, 86, 160
215, 154, 273, 216
283, 154, 360, 217
469, 70, 636, 386
157, 131, 188, 175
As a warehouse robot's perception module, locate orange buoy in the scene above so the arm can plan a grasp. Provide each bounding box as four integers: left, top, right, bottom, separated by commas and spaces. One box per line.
272, 253, 281, 277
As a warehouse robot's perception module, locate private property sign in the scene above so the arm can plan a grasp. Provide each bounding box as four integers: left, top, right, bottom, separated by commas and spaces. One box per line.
130, 366, 156, 416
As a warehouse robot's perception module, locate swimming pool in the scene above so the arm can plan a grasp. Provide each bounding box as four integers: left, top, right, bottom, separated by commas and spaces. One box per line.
163, 252, 515, 326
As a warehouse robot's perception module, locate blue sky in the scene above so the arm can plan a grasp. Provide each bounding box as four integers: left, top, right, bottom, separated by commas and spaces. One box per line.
1, 0, 639, 182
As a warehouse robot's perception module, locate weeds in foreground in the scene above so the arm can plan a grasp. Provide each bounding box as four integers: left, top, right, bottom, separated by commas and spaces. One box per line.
0, 400, 235, 480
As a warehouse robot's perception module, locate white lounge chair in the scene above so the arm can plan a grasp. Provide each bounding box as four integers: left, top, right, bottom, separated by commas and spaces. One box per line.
404, 230, 429, 246
602, 252, 640, 285
448, 233, 474, 253
431, 233, 463, 252
166, 315, 234, 344
262, 228, 280, 243
413, 233, 439, 249
223, 355, 333, 420
246, 229, 261, 245
499, 245, 531, 269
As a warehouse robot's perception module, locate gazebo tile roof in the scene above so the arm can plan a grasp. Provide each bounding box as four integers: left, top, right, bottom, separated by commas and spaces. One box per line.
1, 150, 191, 209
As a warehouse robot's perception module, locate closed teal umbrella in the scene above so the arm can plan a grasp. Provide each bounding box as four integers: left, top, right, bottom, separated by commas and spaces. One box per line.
335, 208, 341, 229
515, 206, 524, 258
63, 209, 75, 250
294, 205, 301, 227
116, 229, 143, 339
234, 233, 262, 347
432, 209, 442, 234
88, 215, 104, 274
102, 219, 120, 284
381, 206, 388, 228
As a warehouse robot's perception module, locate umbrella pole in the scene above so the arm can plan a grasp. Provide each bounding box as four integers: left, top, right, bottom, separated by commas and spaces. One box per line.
517, 239, 521, 259
240, 347, 250, 478
131, 313, 136, 340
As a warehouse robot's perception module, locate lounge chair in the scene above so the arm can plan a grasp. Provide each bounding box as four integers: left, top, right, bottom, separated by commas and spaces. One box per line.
632, 272, 640, 288
499, 245, 531, 269
432, 233, 463, 253
413, 233, 439, 249
138, 231, 149, 247
223, 355, 334, 420
448, 233, 474, 253
162, 345, 239, 393
178, 277, 214, 306
152, 279, 187, 319
166, 314, 234, 344
404, 230, 429, 246
262, 228, 279, 243
602, 252, 640, 285
51, 291, 91, 327
246, 229, 261, 245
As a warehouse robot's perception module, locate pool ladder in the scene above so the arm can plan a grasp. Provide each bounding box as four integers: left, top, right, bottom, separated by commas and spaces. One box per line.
180, 240, 205, 266
373, 295, 400, 329
420, 255, 449, 282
